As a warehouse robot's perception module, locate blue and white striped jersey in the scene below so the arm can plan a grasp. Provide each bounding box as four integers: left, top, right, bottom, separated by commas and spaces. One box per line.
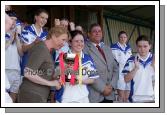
111, 42, 132, 90
111, 42, 132, 64
81, 52, 99, 79
20, 24, 48, 44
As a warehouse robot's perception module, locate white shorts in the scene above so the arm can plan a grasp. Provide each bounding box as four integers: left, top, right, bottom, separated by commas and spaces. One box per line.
6, 69, 22, 93
5, 92, 13, 103
117, 79, 130, 90
62, 97, 89, 103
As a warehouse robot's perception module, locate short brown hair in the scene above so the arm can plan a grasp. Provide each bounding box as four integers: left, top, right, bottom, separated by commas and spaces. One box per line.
69, 30, 84, 42
89, 23, 101, 33
47, 25, 70, 40
35, 8, 49, 16
118, 31, 128, 38
136, 35, 151, 45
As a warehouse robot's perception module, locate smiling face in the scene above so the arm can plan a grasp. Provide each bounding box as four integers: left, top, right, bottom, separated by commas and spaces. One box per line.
136, 40, 151, 57
70, 34, 84, 54
35, 12, 48, 28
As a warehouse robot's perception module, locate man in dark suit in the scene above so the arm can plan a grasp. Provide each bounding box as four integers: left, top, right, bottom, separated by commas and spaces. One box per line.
83, 23, 119, 103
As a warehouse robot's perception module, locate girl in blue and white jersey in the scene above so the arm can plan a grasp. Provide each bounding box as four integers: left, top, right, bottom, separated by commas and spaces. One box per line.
111, 31, 132, 102
123, 35, 155, 103
20, 9, 49, 76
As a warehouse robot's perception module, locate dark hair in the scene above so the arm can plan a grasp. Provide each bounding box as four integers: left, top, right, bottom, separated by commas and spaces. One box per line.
118, 31, 128, 38
89, 23, 101, 32
5, 10, 17, 18
35, 8, 49, 16
60, 17, 69, 22
136, 35, 151, 45
70, 30, 84, 42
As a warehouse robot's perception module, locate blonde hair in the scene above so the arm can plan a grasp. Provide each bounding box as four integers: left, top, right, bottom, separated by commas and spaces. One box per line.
47, 25, 70, 40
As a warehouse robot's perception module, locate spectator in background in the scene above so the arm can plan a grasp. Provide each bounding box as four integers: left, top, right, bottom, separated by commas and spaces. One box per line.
76, 25, 88, 42
60, 18, 69, 28
75, 25, 83, 33
111, 31, 132, 102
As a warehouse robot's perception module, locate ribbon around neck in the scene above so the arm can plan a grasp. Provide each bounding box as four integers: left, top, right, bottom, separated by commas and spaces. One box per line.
78, 53, 82, 85
70, 54, 79, 85
59, 52, 65, 85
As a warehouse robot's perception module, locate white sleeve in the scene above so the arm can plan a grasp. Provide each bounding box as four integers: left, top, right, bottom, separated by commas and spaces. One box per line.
20, 28, 37, 45
122, 60, 134, 75
112, 49, 120, 63
82, 61, 99, 80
